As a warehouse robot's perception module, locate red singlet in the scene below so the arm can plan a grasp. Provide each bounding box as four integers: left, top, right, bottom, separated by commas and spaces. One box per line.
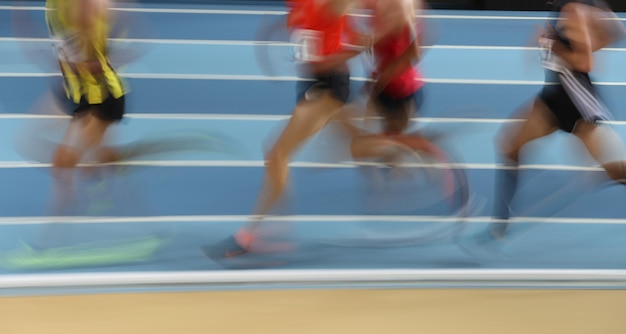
286, 0, 359, 60
372, 23, 424, 98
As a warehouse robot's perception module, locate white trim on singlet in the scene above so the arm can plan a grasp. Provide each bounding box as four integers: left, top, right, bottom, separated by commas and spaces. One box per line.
49, 29, 89, 63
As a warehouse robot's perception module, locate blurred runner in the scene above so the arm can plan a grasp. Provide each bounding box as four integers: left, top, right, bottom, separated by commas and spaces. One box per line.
204, 0, 369, 261
349, 0, 427, 162
45, 0, 127, 169
490, 0, 626, 241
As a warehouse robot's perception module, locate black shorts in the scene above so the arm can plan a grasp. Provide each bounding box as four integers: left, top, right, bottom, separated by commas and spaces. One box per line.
372, 88, 424, 133
373, 88, 424, 117
71, 94, 126, 123
296, 64, 350, 104
53, 75, 126, 123
539, 71, 608, 133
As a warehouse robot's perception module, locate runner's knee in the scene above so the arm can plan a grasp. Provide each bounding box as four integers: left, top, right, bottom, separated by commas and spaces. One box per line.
52, 144, 80, 169
495, 137, 520, 163
265, 148, 288, 169
602, 161, 626, 184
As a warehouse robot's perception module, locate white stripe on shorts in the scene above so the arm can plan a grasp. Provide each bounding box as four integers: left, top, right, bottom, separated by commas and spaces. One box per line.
559, 68, 611, 123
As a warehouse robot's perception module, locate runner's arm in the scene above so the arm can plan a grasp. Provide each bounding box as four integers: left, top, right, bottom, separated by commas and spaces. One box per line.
72, 0, 109, 72
372, 29, 420, 94
550, 3, 593, 73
